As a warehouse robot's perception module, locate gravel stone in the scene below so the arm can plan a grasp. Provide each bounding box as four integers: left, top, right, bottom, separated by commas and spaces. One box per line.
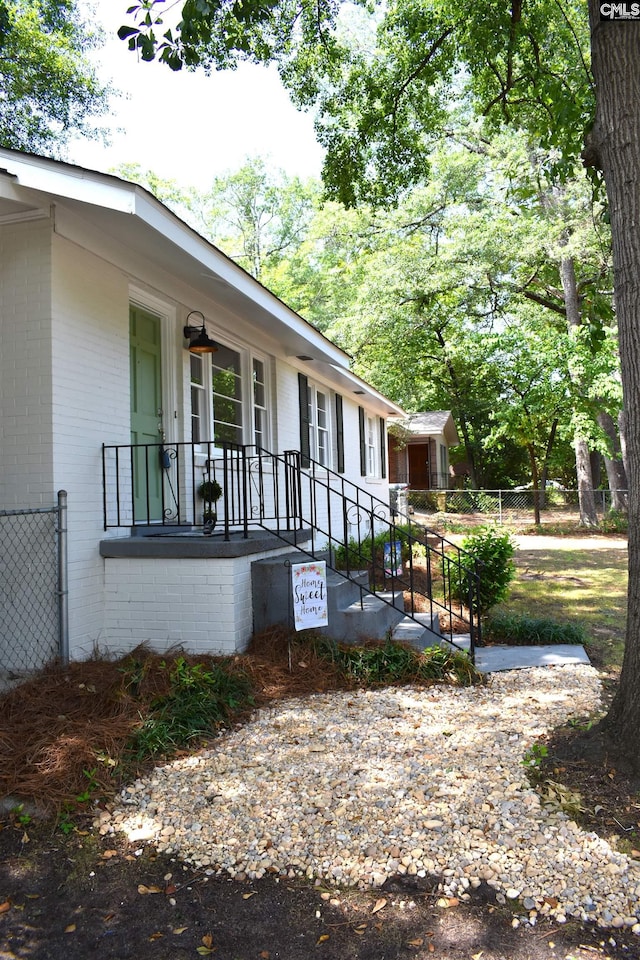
104, 664, 640, 932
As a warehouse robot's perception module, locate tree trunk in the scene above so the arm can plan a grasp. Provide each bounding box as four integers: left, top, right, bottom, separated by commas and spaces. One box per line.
528, 444, 541, 526
587, 5, 640, 763
539, 418, 559, 510
590, 449, 601, 490
559, 256, 599, 526
597, 409, 628, 512
574, 436, 598, 526
618, 407, 629, 487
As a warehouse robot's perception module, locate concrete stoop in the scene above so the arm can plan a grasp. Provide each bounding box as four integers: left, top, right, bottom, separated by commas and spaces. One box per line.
251, 552, 440, 645
251, 554, 590, 672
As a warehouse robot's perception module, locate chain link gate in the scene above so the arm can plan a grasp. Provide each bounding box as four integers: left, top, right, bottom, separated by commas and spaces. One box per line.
0, 491, 68, 683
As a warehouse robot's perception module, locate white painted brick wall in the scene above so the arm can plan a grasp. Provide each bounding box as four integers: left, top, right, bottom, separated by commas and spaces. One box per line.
50, 233, 131, 656
0, 219, 132, 660
0, 218, 54, 504
101, 544, 293, 657
1, 206, 392, 668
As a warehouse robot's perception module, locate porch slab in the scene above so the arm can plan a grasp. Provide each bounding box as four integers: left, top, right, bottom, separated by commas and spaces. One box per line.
100, 528, 312, 559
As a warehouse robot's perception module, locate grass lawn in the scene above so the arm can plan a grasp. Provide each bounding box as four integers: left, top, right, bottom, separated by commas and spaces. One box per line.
491, 536, 628, 672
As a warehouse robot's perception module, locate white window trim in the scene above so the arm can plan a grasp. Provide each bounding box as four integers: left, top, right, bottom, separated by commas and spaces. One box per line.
189, 352, 211, 445
252, 353, 271, 451
187, 328, 272, 452
366, 413, 379, 478
308, 382, 332, 469
129, 287, 177, 444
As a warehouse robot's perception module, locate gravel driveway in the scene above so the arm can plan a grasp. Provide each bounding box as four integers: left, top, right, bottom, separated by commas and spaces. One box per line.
102, 664, 640, 935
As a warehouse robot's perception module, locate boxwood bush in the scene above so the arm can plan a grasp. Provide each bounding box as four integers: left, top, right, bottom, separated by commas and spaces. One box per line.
449, 526, 516, 615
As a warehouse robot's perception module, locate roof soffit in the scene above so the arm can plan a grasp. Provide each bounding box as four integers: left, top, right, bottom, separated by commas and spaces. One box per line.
0, 149, 350, 369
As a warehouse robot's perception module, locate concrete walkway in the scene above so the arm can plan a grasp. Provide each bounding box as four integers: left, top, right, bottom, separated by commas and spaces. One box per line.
449, 635, 591, 673
474, 643, 590, 673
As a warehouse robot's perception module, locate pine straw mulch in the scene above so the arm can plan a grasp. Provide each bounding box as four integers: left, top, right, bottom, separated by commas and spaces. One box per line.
0, 629, 397, 817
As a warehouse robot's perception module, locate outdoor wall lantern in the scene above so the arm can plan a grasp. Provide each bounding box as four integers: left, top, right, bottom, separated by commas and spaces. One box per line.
183, 311, 218, 354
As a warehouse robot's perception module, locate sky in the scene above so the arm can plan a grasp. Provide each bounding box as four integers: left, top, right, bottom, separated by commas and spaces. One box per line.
68, 1, 325, 187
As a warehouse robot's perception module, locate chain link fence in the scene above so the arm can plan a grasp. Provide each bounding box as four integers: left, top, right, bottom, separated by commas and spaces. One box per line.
401, 488, 627, 525
0, 492, 68, 683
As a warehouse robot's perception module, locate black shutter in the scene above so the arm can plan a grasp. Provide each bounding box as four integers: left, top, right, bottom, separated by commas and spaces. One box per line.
335, 394, 345, 474
298, 372, 311, 468
359, 406, 366, 476
379, 417, 387, 479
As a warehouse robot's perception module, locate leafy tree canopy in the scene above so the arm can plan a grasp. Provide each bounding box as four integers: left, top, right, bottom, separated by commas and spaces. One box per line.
120, 0, 593, 205
0, 0, 110, 153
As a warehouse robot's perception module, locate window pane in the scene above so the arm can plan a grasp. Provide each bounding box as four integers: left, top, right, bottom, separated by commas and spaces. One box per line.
367, 416, 377, 476
190, 354, 203, 385
191, 386, 201, 442
253, 358, 268, 449
190, 354, 205, 443
213, 345, 243, 445
254, 407, 265, 448
318, 430, 328, 465
253, 359, 265, 402
254, 381, 265, 407
317, 391, 327, 429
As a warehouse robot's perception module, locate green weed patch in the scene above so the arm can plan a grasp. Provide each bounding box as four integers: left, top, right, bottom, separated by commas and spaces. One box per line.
310, 635, 481, 687
484, 611, 586, 646
123, 656, 254, 762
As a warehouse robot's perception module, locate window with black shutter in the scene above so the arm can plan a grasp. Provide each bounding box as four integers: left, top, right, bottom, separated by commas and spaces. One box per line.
298, 372, 311, 467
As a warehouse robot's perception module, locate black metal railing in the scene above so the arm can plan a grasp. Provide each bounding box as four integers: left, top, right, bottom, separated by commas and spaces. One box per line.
102, 441, 481, 655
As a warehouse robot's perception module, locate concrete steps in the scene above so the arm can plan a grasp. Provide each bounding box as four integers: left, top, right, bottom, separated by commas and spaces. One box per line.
323, 587, 405, 643
251, 555, 592, 672
391, 612, 444, 651
251, 552, 440, 648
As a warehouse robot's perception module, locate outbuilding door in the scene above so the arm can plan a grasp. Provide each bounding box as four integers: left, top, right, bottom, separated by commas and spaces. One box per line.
130, 305, 164, 522
408, 443, 431, 489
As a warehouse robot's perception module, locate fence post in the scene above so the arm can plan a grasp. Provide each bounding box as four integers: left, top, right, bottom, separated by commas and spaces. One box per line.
57, 490, 69, 666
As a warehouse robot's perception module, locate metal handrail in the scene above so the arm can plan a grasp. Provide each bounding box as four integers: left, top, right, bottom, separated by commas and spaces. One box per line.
102, 441, 481, 656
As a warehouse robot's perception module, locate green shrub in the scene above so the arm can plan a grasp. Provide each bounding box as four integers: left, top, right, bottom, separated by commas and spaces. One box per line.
484, 611, 586, 646
332, 524, 414, 571
312, 635, 481, 687
600, 508, 628, 534
125, 656, 254, 761
197, 479, 223, 503
449, 526, 516, 614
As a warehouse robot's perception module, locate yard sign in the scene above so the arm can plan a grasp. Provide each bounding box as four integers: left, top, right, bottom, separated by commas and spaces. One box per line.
384, 540, 402, 576
291, 561, 328, 630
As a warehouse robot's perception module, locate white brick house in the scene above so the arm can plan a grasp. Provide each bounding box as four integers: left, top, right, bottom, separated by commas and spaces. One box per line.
0, 149, 405, 661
